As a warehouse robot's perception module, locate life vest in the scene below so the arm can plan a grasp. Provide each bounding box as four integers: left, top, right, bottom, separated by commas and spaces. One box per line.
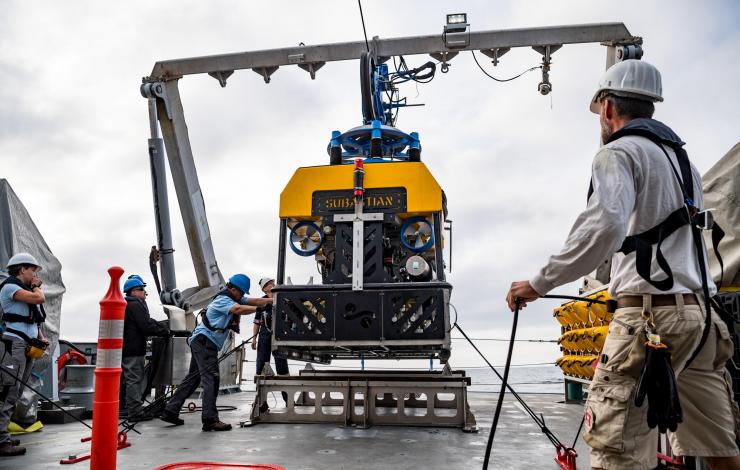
0, 276, 46, 325
199, 289, 241, 334
596, 121, 725, 367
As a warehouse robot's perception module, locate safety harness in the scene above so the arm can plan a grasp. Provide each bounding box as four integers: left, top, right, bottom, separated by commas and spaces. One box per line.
0, 276, 46, 325
199, 289, 241, 334
597, 121, 725, 367
0, 276, 48, 358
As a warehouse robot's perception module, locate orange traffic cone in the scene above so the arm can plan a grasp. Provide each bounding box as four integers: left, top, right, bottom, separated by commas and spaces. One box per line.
90, 267, 127, 470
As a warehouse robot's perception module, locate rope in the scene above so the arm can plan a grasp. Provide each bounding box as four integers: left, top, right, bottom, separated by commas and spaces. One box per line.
456, 292, 608, 467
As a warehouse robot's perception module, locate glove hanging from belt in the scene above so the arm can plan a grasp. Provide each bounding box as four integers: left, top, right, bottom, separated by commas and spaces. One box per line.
634, 330, 683, 433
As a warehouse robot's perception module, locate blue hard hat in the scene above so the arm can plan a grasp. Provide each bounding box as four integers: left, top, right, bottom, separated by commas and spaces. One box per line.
123, 275, 146, 294
227, 274, 250, 295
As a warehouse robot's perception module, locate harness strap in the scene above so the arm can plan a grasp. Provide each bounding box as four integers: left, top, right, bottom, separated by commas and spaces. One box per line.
684, 223, 713, 369
199, 290, 239, 333
4, 328, 32, 343
0, 277, 46, 324
200, 310, 226, 333
618, 206, 691, 291
712, 223, 726, 288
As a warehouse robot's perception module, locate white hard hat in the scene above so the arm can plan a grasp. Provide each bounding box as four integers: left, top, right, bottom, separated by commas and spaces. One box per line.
259, 277, 275, 289
6, 252, 42, 271
590, 60, 663, 113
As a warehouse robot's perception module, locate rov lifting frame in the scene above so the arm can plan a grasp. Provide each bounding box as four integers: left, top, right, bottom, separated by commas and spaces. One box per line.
141, 22, 641, 429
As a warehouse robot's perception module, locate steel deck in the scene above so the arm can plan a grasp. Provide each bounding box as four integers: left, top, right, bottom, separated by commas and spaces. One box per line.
6, 390, 590, 469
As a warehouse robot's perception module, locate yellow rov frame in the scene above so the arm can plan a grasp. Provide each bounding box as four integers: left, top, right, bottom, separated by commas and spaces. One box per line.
279, 161, 443, 220
272, 160, 452, 364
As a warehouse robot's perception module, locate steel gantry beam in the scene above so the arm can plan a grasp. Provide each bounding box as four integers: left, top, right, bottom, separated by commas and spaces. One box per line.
145, 23, 639, 81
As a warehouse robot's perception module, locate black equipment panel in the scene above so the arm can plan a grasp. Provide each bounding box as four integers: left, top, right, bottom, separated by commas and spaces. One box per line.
274, 286, 448, 342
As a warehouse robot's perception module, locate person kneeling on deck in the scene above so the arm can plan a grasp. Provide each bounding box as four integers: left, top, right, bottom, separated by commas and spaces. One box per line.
160, 274, 272, 431
121, 275, 170, 422
0, 253, 48, 457
506, 60, 740, 470
252, 277, 288, 409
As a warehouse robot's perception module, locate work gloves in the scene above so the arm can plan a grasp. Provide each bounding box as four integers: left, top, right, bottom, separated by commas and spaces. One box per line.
634, 341, 682, 433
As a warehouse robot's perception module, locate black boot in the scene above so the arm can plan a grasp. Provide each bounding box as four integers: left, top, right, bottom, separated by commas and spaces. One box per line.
0, 442, 26, 457
159, 411, 184, 426
202, 420, 232, 432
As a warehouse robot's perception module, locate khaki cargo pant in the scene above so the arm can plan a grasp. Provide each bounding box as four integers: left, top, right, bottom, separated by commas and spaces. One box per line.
584, 295, 740, 469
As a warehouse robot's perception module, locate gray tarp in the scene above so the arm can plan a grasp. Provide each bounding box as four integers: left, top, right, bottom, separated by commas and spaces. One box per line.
0, 178, 65, 365
703, 142, 740, 288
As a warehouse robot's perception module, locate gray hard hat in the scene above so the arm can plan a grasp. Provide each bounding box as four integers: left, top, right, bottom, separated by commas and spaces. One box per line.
259, 277, 275, 289
6, 252, 42, 271
590, 60, 663, 113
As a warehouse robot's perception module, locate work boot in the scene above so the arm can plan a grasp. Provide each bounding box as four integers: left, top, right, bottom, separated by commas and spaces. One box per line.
0, 442, 26, 457
202, 420, 232, 432
159, 411, 184, 426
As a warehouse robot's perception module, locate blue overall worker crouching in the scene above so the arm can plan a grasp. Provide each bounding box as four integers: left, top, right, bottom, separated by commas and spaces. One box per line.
160, 274, 272, 431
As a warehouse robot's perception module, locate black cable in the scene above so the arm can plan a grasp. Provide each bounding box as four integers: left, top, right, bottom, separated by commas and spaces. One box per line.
0, 364, 92, 431
455, 323, 564, 447
181, 403, 237, 414
473, 381, 563, 386
486, 339, 552, 344
572, 413, 586, 449
59, 338, 86, 355
542, 294, 606, 305
482, 298, 519, 469
311, 362, 554, 370
459, 292, 609, 467
471, 50, 541, 82
357, 0, 370, 53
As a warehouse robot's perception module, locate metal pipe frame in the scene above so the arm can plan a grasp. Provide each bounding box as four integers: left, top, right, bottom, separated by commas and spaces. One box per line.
245, 370, 477, 431
155, 80, 223, 290
147, 98, 177, 294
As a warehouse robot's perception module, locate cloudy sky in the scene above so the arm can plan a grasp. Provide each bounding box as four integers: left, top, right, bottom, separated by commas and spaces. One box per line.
1, 0, 738, 369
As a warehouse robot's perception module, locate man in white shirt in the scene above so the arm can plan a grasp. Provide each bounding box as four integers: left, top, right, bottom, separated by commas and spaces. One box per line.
506, 60, 739, 469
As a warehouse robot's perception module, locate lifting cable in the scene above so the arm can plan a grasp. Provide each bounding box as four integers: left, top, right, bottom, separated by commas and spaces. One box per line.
452, 294, 606, 469
357, 0, 370, 53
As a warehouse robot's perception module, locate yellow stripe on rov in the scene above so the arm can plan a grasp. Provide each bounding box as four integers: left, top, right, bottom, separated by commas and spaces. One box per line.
279, 161, 443, 219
